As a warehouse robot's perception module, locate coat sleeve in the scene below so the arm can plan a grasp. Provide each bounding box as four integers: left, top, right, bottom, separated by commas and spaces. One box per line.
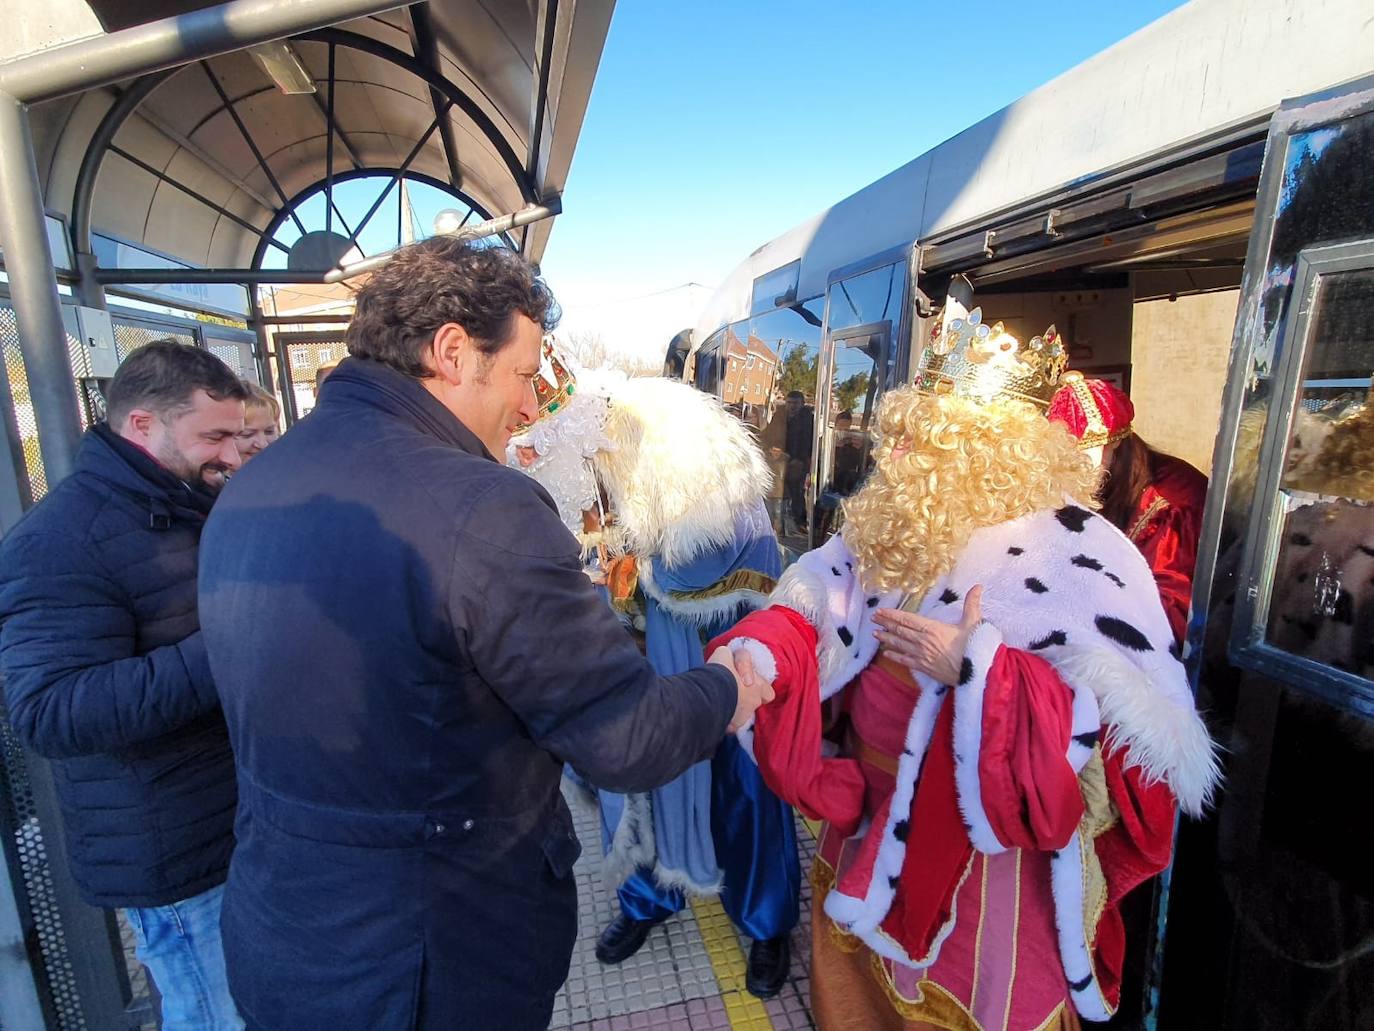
0, 532, 219, 758
710, 606, 867, 837
1133, 504, 1200, 646
952, 624, 1085, 854
448, 476, 736, 793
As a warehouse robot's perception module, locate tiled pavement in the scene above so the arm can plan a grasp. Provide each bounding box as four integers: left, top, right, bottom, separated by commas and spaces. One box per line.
551, 785, 818, 1031
118, 783, 819, 1031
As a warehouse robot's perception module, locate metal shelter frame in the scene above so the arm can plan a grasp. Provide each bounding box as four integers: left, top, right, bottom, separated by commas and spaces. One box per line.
0, 2, 575, 1026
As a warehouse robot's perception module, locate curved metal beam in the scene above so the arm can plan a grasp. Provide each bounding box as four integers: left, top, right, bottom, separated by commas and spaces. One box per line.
249, 166, 497, 270
295, 28, 536, 204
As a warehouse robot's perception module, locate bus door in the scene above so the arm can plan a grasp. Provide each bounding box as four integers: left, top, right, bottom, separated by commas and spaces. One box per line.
812, 250, 912, 547
1154, 73, 1374, 1031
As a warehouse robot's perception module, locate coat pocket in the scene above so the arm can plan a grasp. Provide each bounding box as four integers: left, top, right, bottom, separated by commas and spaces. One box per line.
538, 802, 582, 880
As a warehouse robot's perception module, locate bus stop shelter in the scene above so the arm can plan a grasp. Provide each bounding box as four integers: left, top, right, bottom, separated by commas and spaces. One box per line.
0, 1, 612, 1025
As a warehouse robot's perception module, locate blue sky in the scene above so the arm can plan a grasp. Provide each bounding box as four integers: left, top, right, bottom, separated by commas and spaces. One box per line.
537, 0, 1188, 315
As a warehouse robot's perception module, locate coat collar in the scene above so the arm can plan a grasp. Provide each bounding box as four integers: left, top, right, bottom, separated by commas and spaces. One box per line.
318, 357, 495, 462
82, 424, 216, 524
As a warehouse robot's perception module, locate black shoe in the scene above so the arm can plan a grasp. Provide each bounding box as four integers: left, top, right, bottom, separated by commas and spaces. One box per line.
746, 935, 791, 998
594, 913, 661, 965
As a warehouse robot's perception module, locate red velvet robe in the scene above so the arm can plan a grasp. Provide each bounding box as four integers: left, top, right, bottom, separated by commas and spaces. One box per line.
1127, 453, 1207, 644
711, 607, 1178, 1028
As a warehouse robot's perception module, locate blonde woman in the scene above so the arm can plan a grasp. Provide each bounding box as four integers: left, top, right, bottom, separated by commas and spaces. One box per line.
236, 381, 280, 462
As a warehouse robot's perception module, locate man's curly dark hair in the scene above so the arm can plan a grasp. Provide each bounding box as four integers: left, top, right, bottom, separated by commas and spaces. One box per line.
346, 237, 560, 377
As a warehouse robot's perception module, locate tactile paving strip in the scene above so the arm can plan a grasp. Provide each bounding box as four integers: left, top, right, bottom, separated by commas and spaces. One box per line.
552, 782, 819, 1030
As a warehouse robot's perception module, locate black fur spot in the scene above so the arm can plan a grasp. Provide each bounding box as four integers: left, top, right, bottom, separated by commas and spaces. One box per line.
1105, 572, 1125, 588
1025, 577, 1049, 594
902, 748, 914, 757
1289, 532, 1312, 547
867, 597, 879, 608
837, 626, 854, 647
935, 685, 949, 696
854, 650, 861, 659
1333, 590, 1354, 626
1095, 615, 1155, 652
1030, 630, 1067, 650
1072, 554, 1102, 571
1055, 505, 1092, 533
1360, 545, 1374, 558
958, 657, 974, 685
1073, 730, 1099, 749
955, 753, 964, 764
846, 561, 853, 571
893, 819, 910, 842
1008, 546, 1024, 556
1050, 849, 1061, 859
888, 876, 900, 890
1069, 974, 1094, 993
1169, 640, 1183, 661
939, 588, 960, 605
831, 566, 842, 576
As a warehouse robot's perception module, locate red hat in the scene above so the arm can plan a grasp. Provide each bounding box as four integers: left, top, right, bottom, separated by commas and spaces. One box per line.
1048, 371, 1134, 449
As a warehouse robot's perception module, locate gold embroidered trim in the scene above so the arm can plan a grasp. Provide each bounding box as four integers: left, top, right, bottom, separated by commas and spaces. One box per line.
869, 951, 981, 1030
1127, 495, 1170, 543
1004, 850, 1023, 1031
1030, 1002, 1069, 1031
668, 568, 777, 602
811, 857, 863, 954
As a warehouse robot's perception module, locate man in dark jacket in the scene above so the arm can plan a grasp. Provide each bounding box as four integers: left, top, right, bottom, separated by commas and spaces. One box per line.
197, 238, 768, 1031
0, 341, 249, 1029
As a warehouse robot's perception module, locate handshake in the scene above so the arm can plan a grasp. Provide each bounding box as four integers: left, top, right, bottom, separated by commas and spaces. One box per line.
707, 646, 776, 733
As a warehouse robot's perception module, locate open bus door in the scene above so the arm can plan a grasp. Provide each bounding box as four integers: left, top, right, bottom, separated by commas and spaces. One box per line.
1152, 74, 1374, 1030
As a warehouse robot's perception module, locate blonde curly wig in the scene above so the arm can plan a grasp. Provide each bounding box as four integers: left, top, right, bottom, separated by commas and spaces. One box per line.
842, 388, 1101, 596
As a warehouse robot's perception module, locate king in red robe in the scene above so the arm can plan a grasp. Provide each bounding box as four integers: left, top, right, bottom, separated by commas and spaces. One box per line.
709, 312, 1219, 1030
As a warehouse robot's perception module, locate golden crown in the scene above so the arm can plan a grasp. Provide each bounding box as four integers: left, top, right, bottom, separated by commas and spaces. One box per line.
531, 336, 577, 423
915, 307, 1068, 408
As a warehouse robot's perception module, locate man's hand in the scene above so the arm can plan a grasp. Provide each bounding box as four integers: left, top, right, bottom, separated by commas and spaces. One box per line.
708, 646, 776, 733
873, 585, 985, 686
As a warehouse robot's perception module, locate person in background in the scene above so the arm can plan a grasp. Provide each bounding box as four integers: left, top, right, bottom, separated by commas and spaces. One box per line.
236, 381, 281, 463
0, 340, 248, 1030
315, 362, 338, 393
1048, 372, 1208, 645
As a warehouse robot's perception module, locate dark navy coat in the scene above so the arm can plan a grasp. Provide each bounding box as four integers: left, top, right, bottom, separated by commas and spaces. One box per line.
198, 358, 736, 1031
0, 425, 235, 908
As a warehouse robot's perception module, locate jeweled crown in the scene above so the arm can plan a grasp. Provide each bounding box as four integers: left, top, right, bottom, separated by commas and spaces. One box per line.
531, 335, 577, 423
916, 307, 1068, 408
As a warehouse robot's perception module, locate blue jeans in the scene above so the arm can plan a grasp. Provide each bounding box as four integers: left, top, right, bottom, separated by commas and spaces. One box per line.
124, 883, 244, 1030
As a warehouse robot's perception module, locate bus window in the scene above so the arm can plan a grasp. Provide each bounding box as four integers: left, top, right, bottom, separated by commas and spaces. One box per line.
815, 326, 888, 541
753, 299, 823, 553
827, 261, 904, 338
1257, 263, 1374, 683
693, 329, 726, 395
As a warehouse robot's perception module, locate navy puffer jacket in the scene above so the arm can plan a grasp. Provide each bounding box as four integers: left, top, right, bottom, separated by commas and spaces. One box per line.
0, 425, 235, 908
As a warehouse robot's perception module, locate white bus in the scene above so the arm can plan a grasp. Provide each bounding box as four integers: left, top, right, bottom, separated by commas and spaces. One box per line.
680, 1, 1374, 1027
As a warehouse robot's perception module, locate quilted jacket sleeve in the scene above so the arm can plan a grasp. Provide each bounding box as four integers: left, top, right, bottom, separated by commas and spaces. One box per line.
0, 532, 220, 758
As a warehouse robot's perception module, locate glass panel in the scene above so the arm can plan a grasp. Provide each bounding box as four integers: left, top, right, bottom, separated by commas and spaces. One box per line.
692, 330, 725, 395
752, 300, 823, 553
815, 331, 885, 541
1260, 266, 1374, 677
750, 260, 800, 316
826, 261, 903, 334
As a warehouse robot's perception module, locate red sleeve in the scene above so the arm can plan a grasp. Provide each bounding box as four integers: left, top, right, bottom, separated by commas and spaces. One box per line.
1134, 504, 1200, 645
1097, 741, 1178, 903
709, 608, 866, 837
977, 646, 1085, 851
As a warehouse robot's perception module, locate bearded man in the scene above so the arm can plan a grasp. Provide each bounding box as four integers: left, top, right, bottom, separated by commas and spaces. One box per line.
511, 347, 801, 996
0, 340, 249, 1028
710, 311, 1219, 1029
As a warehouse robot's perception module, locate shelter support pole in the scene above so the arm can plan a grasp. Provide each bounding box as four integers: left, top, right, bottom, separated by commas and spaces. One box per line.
0, 91, 84, 485
0, 0, 408, 105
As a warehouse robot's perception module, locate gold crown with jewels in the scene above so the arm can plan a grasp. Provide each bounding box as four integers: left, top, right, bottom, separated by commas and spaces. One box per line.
915, 307, 1069, 408
530, 335, 577, 423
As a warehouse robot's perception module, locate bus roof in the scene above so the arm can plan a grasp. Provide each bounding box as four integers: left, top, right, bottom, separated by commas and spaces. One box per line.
693, 0, 1374, 344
